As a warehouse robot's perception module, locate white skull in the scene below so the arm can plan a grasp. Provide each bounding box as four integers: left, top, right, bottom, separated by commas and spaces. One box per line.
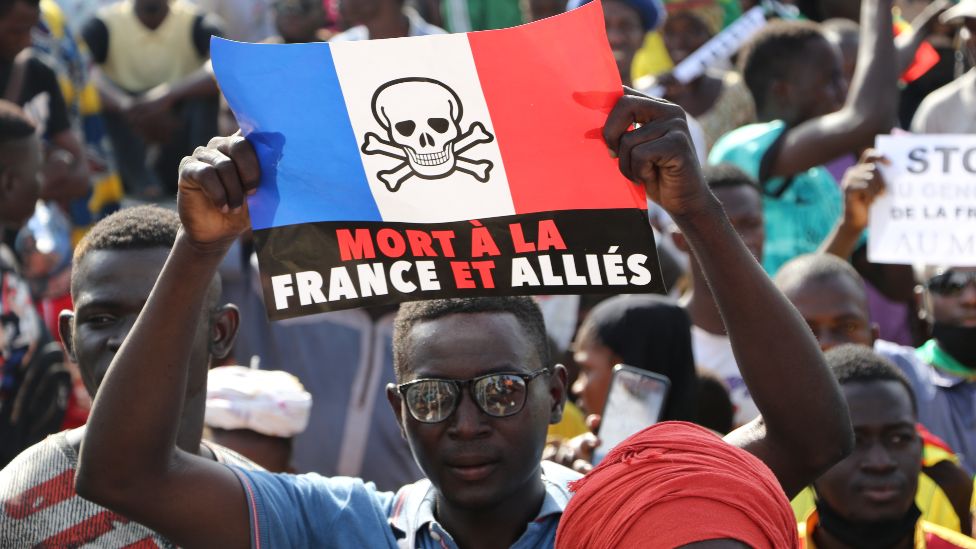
372, 78, 462, 178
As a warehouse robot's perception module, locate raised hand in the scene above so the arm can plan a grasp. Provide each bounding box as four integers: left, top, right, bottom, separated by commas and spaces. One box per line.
177, 134, 261, 251
603, 89, 711, 219
840, 149, 888, 233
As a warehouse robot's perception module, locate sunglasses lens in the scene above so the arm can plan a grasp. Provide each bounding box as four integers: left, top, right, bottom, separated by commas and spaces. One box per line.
405, 380, 458, 423
474, 374, 527, 417
930, 272, 975, 295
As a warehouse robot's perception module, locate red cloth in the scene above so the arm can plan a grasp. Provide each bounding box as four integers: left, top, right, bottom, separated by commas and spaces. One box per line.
555, 421, 799, 549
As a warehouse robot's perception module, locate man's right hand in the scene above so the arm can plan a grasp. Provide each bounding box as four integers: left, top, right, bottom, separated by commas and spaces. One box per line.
177, 134, 261, 251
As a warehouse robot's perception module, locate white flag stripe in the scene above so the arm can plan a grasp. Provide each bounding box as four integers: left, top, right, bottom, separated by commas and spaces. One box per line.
331, 34, 515, 223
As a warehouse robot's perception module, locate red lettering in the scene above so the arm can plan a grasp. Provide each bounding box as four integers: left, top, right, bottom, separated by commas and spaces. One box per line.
471, 227, 500, 257
431, 231, 456, 257
376, 228, 407, 258
336, 229, 376, 261
406, 230, 436, 257
471, 261, 496, 288
537, 220, 567, 251
509, 224, 535, 253
451, 261, 475, 289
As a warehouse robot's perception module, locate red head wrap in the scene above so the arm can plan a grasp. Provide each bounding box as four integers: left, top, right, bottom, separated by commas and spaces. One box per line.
555, 421, 799, 548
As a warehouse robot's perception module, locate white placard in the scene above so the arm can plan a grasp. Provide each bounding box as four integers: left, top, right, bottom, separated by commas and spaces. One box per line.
869, 134, 976, 265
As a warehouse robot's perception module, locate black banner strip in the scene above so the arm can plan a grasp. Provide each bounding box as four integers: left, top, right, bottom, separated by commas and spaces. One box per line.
252, 208, 665, 320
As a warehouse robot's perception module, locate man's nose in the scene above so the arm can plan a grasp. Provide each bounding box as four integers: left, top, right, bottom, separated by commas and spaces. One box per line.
959, 283, 976, 305
861, 442, 897, 472
447, 391, 490, 439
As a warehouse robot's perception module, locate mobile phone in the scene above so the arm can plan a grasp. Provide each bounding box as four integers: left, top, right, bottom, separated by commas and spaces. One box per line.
592, 365, 670, 464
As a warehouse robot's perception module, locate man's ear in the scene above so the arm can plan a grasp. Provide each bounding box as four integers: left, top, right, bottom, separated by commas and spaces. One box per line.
386, 383, 407, 439
209, 304, 240, 360
671, 229, 690, 254
548, 364, 569, 425
59, 310, 77, 362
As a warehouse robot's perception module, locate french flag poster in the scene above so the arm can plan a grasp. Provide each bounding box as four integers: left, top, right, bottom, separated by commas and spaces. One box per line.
212, 1, 664, 320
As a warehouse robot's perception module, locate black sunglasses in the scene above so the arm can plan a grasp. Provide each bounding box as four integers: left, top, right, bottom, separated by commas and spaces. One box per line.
926, 270, 976, 296
396, 367, 551, 424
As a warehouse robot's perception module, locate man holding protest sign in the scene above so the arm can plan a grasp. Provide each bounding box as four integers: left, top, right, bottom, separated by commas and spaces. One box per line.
73, 86, 852, 547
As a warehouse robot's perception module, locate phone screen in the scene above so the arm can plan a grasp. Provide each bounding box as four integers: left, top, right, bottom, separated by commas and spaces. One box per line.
593, 365, 670, 464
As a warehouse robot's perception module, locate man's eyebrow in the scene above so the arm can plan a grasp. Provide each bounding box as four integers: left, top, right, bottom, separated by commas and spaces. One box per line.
410, 364, 530, 379
74, 298, 122, 313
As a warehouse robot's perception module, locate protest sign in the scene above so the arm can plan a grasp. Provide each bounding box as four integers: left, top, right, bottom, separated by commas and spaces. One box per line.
211, 2, 664, 320
869, 134, 976, 265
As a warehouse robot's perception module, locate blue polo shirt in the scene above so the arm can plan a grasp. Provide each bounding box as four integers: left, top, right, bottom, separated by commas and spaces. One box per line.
229, 461, 579, 548
876, 339, 976, 475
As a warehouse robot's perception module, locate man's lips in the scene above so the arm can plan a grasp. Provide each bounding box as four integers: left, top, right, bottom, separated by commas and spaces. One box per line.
444, 456, 500, 481
858, 484, 902, 504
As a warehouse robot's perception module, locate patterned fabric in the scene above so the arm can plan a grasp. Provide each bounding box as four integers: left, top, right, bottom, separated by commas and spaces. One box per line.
34, 0, 123, 244
697, 71, 756, 151
708, 120, 843, 275
0, 429, 261, 548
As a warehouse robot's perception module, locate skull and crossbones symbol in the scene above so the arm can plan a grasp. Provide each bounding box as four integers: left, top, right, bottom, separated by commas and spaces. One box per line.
361, 77, 495, 193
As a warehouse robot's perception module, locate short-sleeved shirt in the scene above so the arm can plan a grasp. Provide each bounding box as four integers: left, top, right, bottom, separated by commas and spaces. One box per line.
875, 339, 976, 475
708, 120, 843, 275
0, 429, 261, 547
0, 56, 71, 139
229, 460, 579, 548
911, 69, 976, 134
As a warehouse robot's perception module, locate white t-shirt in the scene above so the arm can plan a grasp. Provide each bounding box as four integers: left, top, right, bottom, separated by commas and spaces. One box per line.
911, 69, 976, 134
691, 325, 759, 426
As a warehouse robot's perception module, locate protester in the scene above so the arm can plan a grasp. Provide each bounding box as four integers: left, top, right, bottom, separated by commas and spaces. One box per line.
571, 294, 698, 423
33, 0, 123, 242
638, 5, 756, 150
81, 0, 222, 198
436, 0, 523, 31
331, 0, 445, 41
798, 345, 976, 548
205, 365, 312, 473
0, 100, 70, 468
266, 0, 331, 43
818, 149, 919, 346
710, 0, 897, 275
520, 0, 564, 22
911, 0, 976, 133
556, 422, 799, 548
675, 163, 764, 426
190, 0, 276, 43
72, 93, 851, 547
0, 0, 90, 211
0, 206, 261, 547
776, 253, 976, 535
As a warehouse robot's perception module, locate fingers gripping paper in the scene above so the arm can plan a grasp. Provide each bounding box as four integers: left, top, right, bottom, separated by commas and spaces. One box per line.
211, 2, 664, 320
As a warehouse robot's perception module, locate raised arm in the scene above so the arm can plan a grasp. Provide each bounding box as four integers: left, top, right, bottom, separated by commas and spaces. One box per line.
604, 92, 853, 498
75, 136, 259, 548
770, 0, 896, 179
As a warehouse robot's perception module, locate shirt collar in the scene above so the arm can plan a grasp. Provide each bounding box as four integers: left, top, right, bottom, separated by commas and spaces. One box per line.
389, 461, 579, 543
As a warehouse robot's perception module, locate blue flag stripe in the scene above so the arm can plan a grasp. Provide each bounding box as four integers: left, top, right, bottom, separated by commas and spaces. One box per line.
212, 39, 381, 229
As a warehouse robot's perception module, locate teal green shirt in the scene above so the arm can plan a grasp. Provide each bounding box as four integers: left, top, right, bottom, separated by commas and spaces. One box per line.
708, 121, 842, 275
442, 0, 523, 32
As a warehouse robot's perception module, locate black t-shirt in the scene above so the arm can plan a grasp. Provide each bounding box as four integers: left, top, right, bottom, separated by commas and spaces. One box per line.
82, 13, 221, 66
0, 56, 71, 139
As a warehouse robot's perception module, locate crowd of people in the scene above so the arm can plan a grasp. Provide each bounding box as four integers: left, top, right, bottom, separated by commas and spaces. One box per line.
1, 0, 975, 547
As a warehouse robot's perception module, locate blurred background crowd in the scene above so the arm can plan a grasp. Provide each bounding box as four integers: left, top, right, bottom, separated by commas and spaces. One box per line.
1, 0, 976, 546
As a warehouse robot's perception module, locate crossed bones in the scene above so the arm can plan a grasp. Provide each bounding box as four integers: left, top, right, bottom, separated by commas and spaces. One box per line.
361, 122, 495, 192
